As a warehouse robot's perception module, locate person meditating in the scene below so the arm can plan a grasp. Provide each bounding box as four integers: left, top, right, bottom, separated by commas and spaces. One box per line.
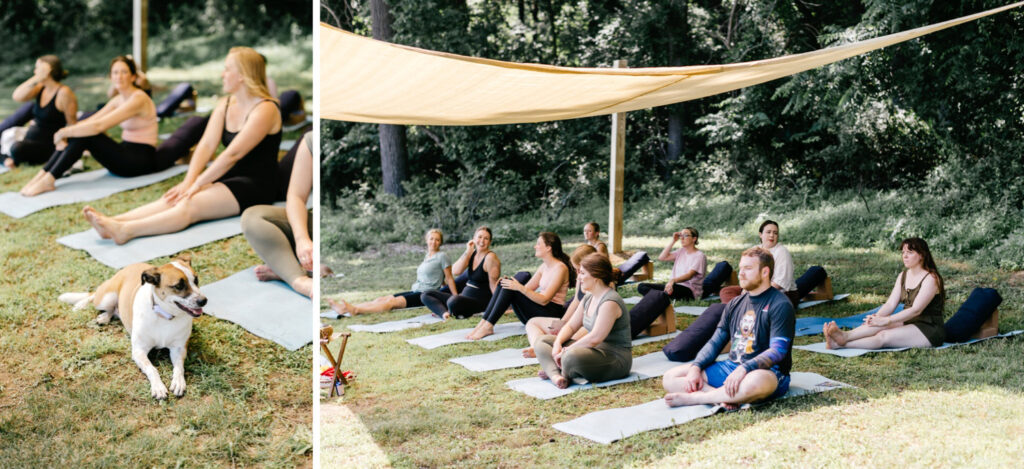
329, 229, 458, 315
81, 47, 282, 244
825, 237, 946, 349
466, 232, 572, 340
662, 247, 795, 407
21, 55, 164, 196
420, 226, 502, 319
534, 253, 632, 389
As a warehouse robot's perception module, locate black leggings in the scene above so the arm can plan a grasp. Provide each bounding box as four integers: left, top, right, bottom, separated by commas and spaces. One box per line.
421, 289, 491, 319
154, 115, 208, 166
0, 102, 33, 136
10, 138, 55, 166
636, 282, 695, 300
480, 271, 562, 325
628, 287, 698, 338
43, 134, 164, 178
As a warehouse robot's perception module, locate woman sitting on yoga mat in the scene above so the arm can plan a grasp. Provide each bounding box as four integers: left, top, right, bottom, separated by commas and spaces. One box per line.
535, 253, 632, 389
522, 244, 596, 357
329, 229, 458, 316
466, 231, 574, 341
583, 222, 609, 256
240, 132, 313, 297
3, 55, 78, 169
627, 227, 705, 335
80, 47, 282, 244
825, 237, 946, 349
420, 226, 501, 320
20, 55, 164, 196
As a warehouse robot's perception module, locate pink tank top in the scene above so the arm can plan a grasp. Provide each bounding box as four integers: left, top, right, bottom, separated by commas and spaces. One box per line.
119, 91, 158, 146
537, 263, 569, 306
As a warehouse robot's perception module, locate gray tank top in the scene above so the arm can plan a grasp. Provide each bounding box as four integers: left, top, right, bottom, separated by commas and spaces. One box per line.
581, 289, 632, 349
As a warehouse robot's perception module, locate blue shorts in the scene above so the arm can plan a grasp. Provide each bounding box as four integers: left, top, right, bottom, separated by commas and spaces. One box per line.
703, 360, 791, 401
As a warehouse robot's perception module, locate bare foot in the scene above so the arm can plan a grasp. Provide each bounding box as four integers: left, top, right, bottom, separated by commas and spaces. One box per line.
466, 323, 494, 340
442, 312, 451, 321
254, 264, 283, 282
84, 207, 128, 244
3, 158, 13, 169
550, 374, 569, 389
824, 321, 846, 349
328, 298, 354, 316
538, 369, 548, 380
522, 347, 536, 359
21, 175, 55, 196
665, 392, 700, 407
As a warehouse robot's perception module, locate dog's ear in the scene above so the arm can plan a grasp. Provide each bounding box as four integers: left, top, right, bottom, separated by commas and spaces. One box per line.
141, 268, 161, 286
175, 254, 192, 266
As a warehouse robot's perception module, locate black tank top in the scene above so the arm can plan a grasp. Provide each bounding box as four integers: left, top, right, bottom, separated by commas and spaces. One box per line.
219, 98, 282, 188
27, 86, 67, 140
463, 251, 493, 300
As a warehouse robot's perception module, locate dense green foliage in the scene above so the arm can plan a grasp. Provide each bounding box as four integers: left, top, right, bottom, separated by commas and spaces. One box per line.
0, 0, 312, 82
322, 0, 1024, 268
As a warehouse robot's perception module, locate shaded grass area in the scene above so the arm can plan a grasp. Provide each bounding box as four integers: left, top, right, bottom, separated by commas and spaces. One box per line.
0, 56, 312, 465
320, 235, 1024, 467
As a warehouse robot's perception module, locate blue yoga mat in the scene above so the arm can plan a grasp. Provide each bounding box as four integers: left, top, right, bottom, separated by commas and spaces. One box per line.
794, 303, 905, 336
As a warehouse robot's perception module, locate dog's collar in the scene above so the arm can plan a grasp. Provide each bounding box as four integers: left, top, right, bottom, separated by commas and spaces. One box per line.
153, 303, 174, 320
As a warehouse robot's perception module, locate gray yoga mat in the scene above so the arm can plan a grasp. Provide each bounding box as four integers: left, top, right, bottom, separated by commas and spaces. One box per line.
346, 313, 443, 333
798, 293, 851, 309
407, 322, 527, 350
793, 330, 1023, 357
552, 372, 853, 443
0, 165, 187, 218
57, 201, 285, 268
450, 331, 682, 372
201, 266, 312, 351
506, 351, 698, 400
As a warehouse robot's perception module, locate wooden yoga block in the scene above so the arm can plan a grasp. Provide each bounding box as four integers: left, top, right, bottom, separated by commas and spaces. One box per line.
972, 309, 999, 340
725, 270, 739, 286
645, 303, 677, 337
611, 250, 655, 282
804, 277, 835, 301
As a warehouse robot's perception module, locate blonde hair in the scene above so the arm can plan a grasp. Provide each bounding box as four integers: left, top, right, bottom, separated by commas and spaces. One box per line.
426, 228, 444, 244
227, 47, 276, 102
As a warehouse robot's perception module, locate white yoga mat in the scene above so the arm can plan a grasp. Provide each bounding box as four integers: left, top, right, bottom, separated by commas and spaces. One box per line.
0, 165, 8, 175
631, 331, 680, 346
347, 313, 443, 333
0, 165, 187, 219
675, 306, 706, 316
794, 330, 1024, 357
623, 296, 642, 305
201, 266, 312, 351
506, 352, 691, 400
57, 201, 285, 268
450, 332, 682, 372
552, 372, 852, 443
407, 322, 527, 349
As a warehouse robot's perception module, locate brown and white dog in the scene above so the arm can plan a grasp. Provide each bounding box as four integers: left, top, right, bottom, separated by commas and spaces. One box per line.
59, 256, 206, 399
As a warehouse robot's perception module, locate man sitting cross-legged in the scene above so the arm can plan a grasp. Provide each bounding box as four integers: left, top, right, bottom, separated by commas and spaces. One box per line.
661, 247, 796, 407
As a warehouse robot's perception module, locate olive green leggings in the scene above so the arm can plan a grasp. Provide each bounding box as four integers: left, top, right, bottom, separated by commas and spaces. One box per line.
240, 205, 313, 288
534, 335, 632, 383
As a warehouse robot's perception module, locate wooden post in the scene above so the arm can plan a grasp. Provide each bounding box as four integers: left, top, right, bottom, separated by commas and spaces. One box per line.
133, 0, 148, 71
608, 59, 627, 253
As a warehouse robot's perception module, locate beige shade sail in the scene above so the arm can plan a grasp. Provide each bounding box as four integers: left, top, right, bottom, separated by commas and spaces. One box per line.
321, 2, 1022, 126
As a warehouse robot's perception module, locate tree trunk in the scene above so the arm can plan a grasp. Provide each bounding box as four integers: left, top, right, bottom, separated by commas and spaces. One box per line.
371, 0, 408, 197
664, 1, 689, 174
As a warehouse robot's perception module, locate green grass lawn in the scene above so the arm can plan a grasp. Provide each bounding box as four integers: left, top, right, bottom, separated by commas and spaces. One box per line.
321, 233, 1024, 467
0, 41, 312, 467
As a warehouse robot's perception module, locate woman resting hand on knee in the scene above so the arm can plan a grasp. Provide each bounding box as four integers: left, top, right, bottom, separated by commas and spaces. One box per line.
82, 47, 282, 244
467, 232, 573, 341
522, 244, 595, 357
534, 253, 632, 389
420, 226, 501, 320
21, 55, 159, 196
241, 132, 313, 297
329, 229, 458, 316
825, 237, 946, 350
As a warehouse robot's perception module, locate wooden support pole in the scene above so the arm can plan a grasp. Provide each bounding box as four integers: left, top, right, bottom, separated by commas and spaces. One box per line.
608, 59, 627, 253
133, 0, 148, 71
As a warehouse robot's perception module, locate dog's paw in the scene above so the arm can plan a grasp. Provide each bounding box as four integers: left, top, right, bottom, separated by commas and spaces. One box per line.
150, 382, 169, 400
95, 312, 111, 325
170, 375, 186, 397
